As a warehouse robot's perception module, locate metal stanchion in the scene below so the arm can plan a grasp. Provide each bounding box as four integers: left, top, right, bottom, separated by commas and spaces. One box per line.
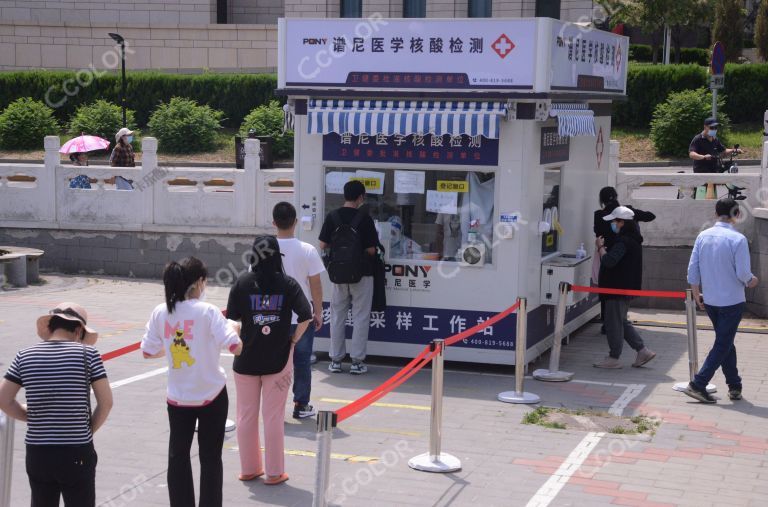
673, 290, 716, 393
498, 298, 541, 404
313, 411, 336, 507
409, 339, 461, 473
0, 413, 14, 507
533, 282, 575, 382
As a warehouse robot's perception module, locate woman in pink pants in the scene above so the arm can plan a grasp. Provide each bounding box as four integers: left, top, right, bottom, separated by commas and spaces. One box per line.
226, 235, 312, 485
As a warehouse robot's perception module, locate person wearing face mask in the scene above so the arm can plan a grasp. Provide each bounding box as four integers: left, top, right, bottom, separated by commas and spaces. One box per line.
110, 127, 135, 168
141, 257, 243, 507
593, 206, 657, 369
688, 118, 741, 174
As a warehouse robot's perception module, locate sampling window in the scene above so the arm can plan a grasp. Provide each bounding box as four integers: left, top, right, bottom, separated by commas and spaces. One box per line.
541, 168, 561, 256
323, 167, 496, 263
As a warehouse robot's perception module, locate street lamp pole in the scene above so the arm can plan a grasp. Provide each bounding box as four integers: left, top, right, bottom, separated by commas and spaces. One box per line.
108, 33, 126, 127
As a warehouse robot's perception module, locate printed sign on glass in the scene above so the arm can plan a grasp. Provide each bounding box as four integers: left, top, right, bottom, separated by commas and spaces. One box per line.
539, 126, 570, 165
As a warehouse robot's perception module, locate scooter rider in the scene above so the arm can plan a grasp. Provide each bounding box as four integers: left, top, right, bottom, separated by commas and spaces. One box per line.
689, 118, 742, 173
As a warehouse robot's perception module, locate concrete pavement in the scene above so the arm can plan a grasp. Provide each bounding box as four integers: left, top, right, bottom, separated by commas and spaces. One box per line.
1, 275, 767, 507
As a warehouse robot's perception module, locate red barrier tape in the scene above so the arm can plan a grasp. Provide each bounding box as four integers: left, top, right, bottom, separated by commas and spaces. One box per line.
570, 285, 687, 300
336, 347, 437, 424
334, 299, 522, 423
101, 341, 141, 362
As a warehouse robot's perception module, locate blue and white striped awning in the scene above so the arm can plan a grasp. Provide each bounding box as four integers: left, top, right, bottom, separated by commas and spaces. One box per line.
307, 100, 508, 139
549, 103, 596, 138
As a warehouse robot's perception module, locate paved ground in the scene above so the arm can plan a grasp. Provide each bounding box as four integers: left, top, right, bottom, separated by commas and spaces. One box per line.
1, 275, 767, 507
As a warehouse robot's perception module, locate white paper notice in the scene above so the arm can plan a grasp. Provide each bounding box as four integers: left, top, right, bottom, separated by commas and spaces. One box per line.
394, 171, 425, 194
426, 190, 458, 214
325, 172, 350, 194
354, 170, 385, 195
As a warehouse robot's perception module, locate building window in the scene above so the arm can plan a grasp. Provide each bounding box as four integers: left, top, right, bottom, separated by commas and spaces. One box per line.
341, 0, 362, 18
403, 0, 426, 18
216, 0, 227, 23
535, 0, 561, 20
468, 0, 492, 17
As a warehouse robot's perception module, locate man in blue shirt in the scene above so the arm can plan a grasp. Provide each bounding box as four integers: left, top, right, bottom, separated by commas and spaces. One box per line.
685, 198, 758, 403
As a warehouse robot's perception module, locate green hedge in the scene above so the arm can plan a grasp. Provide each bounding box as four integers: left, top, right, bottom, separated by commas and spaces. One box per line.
613, 63, 768, 128
0, 71, 278, 128
629, 45, 709, 66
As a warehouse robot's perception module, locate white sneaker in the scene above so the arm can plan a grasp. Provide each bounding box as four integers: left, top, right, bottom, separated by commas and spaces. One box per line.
350, 362, 368, 375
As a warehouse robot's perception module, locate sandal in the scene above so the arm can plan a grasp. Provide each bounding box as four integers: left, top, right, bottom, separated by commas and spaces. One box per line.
238, 471, 264, 481
264, 473, 289, 485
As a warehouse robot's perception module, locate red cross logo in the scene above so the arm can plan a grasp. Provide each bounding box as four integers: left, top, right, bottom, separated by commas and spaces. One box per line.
492, 34, 515, 59
596, 127, 605, 169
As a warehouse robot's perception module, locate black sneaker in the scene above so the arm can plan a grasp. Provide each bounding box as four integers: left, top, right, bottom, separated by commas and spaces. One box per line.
293, 403, 317, 419
682, 382, 716, 404
328, 361, 342, 373
728, 387, 742, 401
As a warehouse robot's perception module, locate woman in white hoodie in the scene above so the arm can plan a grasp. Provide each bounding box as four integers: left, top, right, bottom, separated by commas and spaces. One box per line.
141, 257, 242, 507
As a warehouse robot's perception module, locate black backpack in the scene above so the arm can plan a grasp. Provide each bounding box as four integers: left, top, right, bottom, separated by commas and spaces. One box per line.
327, 209, 365, 284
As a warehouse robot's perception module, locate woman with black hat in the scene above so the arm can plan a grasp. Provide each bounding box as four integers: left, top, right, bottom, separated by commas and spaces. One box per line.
0, 302, 113, 506
226, 235, 312, 486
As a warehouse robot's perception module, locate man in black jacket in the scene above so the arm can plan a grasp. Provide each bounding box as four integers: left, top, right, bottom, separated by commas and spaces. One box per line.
594, 206, 657, 369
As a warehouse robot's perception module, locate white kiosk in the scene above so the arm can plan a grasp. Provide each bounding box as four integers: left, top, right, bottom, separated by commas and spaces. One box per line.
278, 17, 629, 365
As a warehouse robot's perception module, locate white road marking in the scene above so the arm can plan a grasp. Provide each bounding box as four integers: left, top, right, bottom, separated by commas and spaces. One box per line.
524, 383, 646, 507
110, 367, 168, 389
525, 431, 605, 507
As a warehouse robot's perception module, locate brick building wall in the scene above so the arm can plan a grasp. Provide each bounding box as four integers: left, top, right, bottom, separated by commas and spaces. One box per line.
0, 0, 216, 26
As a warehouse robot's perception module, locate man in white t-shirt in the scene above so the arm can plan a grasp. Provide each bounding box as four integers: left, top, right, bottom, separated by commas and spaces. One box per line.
273, 202, 325, 419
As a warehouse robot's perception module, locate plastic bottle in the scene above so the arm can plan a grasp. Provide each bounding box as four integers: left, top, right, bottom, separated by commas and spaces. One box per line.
576, 243, 587, 259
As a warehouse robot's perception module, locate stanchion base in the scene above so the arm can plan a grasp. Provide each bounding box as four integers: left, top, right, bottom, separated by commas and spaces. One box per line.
672, 382, 717, 394
497, 391, 541, 404
408, 453, 462, 473
532, 369, 575, 382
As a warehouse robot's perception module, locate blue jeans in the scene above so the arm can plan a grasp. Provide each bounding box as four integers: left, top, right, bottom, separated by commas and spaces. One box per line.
693, 303, 744, 391
291, 324, 314, 405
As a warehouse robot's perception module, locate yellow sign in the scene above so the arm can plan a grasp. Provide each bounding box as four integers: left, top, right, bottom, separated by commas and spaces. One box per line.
546, 234, 555, 247
436, 180, 468, 192
350, 177, 382, 191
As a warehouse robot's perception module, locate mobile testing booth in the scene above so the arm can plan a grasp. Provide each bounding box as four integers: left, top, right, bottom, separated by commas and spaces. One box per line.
278, 17, 629, 364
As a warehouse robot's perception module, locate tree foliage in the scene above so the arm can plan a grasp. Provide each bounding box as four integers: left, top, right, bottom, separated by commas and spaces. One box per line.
713, 0, 746, 61
756, 0, 768, 61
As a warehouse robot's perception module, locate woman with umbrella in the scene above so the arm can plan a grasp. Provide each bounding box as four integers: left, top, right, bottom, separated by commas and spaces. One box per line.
60, 134, 111, 190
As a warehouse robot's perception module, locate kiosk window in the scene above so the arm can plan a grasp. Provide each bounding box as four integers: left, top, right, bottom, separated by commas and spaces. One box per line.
324, 167, 495, 263
542, 168, 561, 255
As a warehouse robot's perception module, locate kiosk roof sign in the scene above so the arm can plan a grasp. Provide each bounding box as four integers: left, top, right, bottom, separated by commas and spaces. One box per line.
279, 18, 536, 91
278, 18, 629, 95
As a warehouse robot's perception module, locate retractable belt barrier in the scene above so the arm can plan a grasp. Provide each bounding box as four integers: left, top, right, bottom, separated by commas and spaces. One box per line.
533, 284, 712, 394
314, 299, 524, 506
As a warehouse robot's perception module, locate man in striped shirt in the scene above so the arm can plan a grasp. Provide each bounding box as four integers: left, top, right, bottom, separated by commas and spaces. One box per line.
0, 302, 113, 506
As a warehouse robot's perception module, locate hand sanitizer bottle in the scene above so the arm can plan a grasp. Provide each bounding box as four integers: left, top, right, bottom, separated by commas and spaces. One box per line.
576, 243, 587, 259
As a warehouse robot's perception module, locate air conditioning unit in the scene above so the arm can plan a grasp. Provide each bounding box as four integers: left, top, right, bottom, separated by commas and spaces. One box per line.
459, 242, 486, 267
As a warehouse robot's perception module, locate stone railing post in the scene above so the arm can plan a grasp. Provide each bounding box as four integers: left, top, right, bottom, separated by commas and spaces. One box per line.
761, 140, 768, 194
140, 137, 158, 225
242, 138, 260, 227
44, 136, 60, 223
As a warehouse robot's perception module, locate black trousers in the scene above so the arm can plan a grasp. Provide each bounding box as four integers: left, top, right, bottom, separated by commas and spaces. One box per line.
167, 387, 228, 507
26, 443, 97, 507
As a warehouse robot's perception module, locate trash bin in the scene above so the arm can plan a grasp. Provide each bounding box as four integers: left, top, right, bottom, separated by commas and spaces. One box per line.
234, 135, 245, 169
256, 136, 274, 169
235, 134, 273, 169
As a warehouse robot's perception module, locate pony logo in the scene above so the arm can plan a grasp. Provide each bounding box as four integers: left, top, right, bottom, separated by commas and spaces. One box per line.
170, 329, 196, 369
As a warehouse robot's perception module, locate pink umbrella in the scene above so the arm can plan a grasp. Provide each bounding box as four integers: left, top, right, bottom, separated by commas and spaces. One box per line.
59, 134, 110, 154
